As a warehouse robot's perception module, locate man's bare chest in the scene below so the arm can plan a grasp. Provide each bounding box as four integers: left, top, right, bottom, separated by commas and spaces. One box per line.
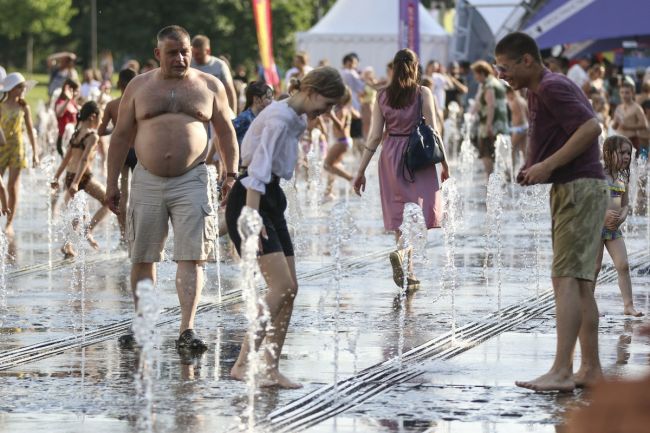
136, 84, 213, 122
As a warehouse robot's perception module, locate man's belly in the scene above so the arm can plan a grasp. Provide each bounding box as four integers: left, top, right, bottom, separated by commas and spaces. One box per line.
134, 115, 209, 177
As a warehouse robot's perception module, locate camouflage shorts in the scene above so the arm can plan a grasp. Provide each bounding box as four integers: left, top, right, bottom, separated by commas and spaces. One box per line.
550, 178, 608, 281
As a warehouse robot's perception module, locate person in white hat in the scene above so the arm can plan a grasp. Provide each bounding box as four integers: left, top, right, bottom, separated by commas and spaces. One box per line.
0, 72, 39, 235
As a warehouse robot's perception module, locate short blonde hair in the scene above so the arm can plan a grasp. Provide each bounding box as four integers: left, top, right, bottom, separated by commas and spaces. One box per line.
471, 60, 493, 77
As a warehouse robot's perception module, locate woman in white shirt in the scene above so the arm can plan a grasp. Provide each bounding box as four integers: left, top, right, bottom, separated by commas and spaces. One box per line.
225, 67, 345, 389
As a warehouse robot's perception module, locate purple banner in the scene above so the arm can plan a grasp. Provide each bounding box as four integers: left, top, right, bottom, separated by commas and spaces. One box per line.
399, 0, 420, 55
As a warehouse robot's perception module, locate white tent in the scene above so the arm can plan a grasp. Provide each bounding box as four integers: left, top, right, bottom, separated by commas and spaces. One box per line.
296, 0, 449, 77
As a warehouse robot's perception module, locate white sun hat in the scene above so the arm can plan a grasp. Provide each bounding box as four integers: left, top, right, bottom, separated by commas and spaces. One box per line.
0, 72, 37, 94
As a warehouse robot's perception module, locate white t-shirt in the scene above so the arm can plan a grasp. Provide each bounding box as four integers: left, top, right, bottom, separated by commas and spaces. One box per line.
567, 64, 588, 89
240, 100, 307, 194
431, 72, 448, 110
340, 68, 366, 111
283, 66, 314, 91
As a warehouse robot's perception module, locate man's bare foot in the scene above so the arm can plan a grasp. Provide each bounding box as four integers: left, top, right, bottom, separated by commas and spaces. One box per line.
259, 369, 303, 389
4, 224, 14, 238
573, 368, 603, 388
86, 233, 100, 250
516, 371, 575, 392
623, 306, 644, 317
61, 243, 76, 259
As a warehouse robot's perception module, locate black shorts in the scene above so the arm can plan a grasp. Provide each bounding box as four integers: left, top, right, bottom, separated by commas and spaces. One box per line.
124, 148, 138, 171
225, 175, 294, 257
350, 118, 363, 139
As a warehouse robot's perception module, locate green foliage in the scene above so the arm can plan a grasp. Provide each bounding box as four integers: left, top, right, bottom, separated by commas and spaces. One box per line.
0, 0, 76, 38
0, 0, 338, 75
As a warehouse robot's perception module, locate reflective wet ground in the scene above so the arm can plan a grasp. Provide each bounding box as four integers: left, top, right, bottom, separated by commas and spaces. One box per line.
0, 156, 649, 433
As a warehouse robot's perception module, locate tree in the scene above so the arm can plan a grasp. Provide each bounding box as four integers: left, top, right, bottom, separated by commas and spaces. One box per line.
0, 0, 77, 72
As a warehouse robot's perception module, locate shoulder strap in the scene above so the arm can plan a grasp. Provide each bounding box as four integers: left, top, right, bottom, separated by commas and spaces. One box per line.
416, 86, 425, 124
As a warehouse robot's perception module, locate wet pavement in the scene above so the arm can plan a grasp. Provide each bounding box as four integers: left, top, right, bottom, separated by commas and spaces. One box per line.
0, 154, 649, 433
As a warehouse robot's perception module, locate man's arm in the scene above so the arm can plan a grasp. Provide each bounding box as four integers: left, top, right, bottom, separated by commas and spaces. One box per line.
209, 76, 239, 198
97, 100, 115, 136
106, 79, 138, 213
221, 66, 237, 114
520, 118, 601, 185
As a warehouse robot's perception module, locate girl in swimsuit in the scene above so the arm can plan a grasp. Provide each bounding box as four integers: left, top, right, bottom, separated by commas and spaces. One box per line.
51, 101, 110, 257
595, 135, 643, 316
323, 86, 355, 201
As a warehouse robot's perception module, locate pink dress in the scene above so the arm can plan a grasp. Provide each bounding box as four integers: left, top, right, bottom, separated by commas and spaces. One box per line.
377, 87, 442, 230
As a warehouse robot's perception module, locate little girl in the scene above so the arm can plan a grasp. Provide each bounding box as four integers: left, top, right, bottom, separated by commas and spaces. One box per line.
323, 86, 356, 200
225, 67, 345, 388
51, 101, 110, 257
0, 72, 39, 235
596, 135, 643, 316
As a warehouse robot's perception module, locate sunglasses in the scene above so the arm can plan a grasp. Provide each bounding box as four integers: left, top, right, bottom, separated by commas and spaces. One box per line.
493, 57, 523, 75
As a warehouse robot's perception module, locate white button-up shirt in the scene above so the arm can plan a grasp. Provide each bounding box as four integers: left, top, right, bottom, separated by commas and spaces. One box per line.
240, 100, 307, 194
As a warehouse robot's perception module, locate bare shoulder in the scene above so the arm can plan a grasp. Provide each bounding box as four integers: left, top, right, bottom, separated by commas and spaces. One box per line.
420, 86, 433, 98
125, 72, 151, 95
84, 130, 100, 144
105, 98, 119, 111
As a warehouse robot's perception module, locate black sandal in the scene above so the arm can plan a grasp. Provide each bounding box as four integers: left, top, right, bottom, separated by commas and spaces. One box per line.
176, 329, 208, 353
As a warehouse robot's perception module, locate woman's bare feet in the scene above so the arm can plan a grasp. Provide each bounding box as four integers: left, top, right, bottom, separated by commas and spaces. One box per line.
86, 233, 100, 250
259, 369, 303, 389
516, 370, 575, 392
573, 367, 604, 388
230, 363, 302, 389
623, 306, 644, 317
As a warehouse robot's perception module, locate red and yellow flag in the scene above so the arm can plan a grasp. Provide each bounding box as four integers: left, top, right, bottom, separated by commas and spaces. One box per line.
252, 0, 280, 86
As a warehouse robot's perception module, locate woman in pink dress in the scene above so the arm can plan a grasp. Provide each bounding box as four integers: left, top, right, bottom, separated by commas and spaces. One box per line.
353, 48, 449, 289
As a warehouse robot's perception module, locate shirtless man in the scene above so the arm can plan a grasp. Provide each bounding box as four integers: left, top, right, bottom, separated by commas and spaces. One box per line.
98, 68, 137, 243
506, 87, 528, 167
613, 80, 648, 157
106, 25, 238, 352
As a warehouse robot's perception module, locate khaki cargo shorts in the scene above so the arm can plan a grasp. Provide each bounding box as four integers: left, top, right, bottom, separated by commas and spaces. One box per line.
550, 178, 608, 281
127, 163, 217, 263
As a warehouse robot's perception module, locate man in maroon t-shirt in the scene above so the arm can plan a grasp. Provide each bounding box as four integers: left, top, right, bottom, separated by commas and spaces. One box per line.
495, 33, 608, 392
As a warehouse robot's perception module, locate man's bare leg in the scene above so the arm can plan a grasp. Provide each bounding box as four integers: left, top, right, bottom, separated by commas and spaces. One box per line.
175, 260, 204, 334
130, 262, 156, 306
231, 252, 301, 389
516, 276, 581, 392
573, 278, 604, 387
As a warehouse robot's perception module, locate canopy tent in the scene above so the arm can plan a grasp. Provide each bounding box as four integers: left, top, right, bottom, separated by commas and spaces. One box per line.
522, 0, 650, 50
296, 0, 449, 77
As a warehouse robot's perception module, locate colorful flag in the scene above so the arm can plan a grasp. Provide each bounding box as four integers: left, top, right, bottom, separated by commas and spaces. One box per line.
252, 0, 280, 86
399, 0, 420, 56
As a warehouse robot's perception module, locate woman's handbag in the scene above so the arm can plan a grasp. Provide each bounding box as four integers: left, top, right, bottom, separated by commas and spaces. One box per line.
402, 91, 445, 182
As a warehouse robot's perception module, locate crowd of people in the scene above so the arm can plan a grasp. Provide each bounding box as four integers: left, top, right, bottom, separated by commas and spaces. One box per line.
0, 25, 648, 393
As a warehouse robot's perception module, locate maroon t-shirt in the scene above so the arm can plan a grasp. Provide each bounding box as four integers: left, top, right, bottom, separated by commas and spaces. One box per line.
525, 69, 604, 184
